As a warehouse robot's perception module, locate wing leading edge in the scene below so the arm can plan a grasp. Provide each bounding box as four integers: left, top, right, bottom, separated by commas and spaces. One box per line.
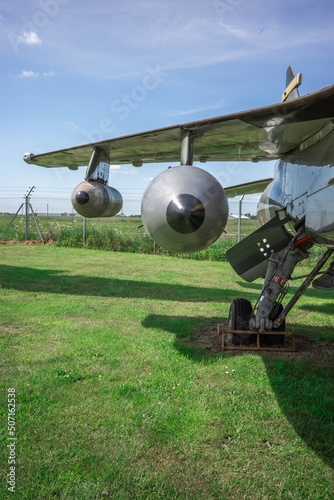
24, 84, 334, 169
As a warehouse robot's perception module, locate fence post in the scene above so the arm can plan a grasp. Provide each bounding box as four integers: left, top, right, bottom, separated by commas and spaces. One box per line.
25, 192, 29, 240
83, 217, 86, 246
238, 195, 244, 242
25, 186, 35, 240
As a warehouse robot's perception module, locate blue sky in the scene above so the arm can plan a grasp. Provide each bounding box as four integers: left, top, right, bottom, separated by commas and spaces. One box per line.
1, 0, 334, 203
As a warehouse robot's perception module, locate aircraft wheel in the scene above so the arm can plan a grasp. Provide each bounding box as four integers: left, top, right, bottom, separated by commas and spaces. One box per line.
228, 298, 254, 345
262, 302, 285, 346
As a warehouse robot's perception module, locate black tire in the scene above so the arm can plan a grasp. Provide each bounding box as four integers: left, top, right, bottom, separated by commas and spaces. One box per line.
228, 298, 254, 345
261, 302, 285, 346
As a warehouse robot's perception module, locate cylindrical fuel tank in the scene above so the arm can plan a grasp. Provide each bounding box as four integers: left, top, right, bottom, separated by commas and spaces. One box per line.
71, 180, 122, 217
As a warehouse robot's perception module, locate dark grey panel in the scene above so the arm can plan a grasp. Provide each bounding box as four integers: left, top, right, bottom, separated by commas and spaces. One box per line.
226, 215, 292, 282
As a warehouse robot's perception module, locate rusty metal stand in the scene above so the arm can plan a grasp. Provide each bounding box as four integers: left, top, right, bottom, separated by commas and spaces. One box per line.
218, 325, 295, 352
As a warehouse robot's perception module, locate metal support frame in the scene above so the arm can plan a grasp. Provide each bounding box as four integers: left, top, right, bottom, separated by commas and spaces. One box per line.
181, 130, 193, 166
85, 147, 101, 180
85, 147, 110, 184
274, 248, 334, 327
219, 325, 295, 352
0, 186, 44, 242
0, 203, 24, 241
29, 203, 44, 241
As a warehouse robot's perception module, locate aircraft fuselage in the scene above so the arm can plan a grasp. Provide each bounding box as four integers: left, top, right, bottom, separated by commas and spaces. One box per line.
257, 159, 334, 247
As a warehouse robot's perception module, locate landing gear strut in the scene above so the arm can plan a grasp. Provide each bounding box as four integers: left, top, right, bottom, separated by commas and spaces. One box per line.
228, 228, 333, 342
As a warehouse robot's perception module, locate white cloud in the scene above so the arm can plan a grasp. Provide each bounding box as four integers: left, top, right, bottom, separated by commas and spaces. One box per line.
18, 69, 55, 79
123, 170, 139, 175
18, 31, 42, 46
19, 70, 39, 78
168, 101, 226, 118
110, 165, 138, 175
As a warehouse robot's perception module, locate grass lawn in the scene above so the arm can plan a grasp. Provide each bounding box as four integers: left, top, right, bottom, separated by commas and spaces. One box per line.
0, 245, 333, 499
0, 213, 258, 244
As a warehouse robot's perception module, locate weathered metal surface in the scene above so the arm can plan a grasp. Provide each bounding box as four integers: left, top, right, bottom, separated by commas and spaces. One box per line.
141, 165, 228, 253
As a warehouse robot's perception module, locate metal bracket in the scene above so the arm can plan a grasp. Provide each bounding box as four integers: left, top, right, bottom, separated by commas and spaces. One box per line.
85, 147, 110, 184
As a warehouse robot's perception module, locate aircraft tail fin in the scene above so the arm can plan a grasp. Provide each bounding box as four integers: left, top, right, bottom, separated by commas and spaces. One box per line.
282, 65, 302, 102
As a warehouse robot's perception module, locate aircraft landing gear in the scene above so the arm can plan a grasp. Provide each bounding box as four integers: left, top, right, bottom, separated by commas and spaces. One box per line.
250, 232, 311, 333
228, 298, 254, 345
227, 231, 333, 345
228, 299, 285, 346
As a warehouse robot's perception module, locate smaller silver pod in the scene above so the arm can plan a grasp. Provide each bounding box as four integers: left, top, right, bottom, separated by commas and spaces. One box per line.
71, 180, 123, 218
141, 166, 229, 253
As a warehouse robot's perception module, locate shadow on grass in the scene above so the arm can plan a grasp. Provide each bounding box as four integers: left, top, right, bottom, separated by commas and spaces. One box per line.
142, 314, 224, 361
143, 313, 334, 468
299, 302, 334, 316
0, 264, 255, 303
262, 352, 334, 468
2, 263, 333, 467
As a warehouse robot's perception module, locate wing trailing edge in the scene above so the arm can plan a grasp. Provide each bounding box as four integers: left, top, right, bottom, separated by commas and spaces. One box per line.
225, 178, 273, 197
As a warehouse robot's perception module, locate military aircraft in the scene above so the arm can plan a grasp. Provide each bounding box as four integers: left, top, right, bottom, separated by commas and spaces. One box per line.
24, 66, 334, 340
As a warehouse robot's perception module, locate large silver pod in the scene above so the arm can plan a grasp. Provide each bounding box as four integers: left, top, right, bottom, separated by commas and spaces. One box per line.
141, 166, 229, 253
71, 180, 123, 218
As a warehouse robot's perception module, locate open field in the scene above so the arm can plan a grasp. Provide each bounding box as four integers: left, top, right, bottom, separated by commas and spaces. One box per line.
1, 246, 333, 499
0, 213, 325, 264
0, 213, 258, 242
0, 213, 245, 261
0, 213, 255, 243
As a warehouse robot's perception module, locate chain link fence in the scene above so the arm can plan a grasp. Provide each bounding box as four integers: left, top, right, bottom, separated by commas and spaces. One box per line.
0, 187, 260, 242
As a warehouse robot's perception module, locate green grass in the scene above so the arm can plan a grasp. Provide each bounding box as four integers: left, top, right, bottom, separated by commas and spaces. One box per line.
0, 246, 333, 499
0, 213, 256, 241
0, 213, 324, 265
0, 213, 242, 260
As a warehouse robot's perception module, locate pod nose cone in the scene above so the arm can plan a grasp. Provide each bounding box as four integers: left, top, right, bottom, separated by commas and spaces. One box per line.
166, 194, 205, 234
75, 191, 90, 205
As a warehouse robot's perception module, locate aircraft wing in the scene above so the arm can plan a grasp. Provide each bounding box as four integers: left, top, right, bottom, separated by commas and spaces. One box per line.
24, 84, 334, 169
224, 178, 273, 197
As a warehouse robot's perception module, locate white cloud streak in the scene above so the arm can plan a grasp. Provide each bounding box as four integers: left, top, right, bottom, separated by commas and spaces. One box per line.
167, 101, 226, 118
6, 0, 332, 81
19, 70, 39, 78
18, 69, 55, 79
18, 31, 42, 46
110, 165, 138, 175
